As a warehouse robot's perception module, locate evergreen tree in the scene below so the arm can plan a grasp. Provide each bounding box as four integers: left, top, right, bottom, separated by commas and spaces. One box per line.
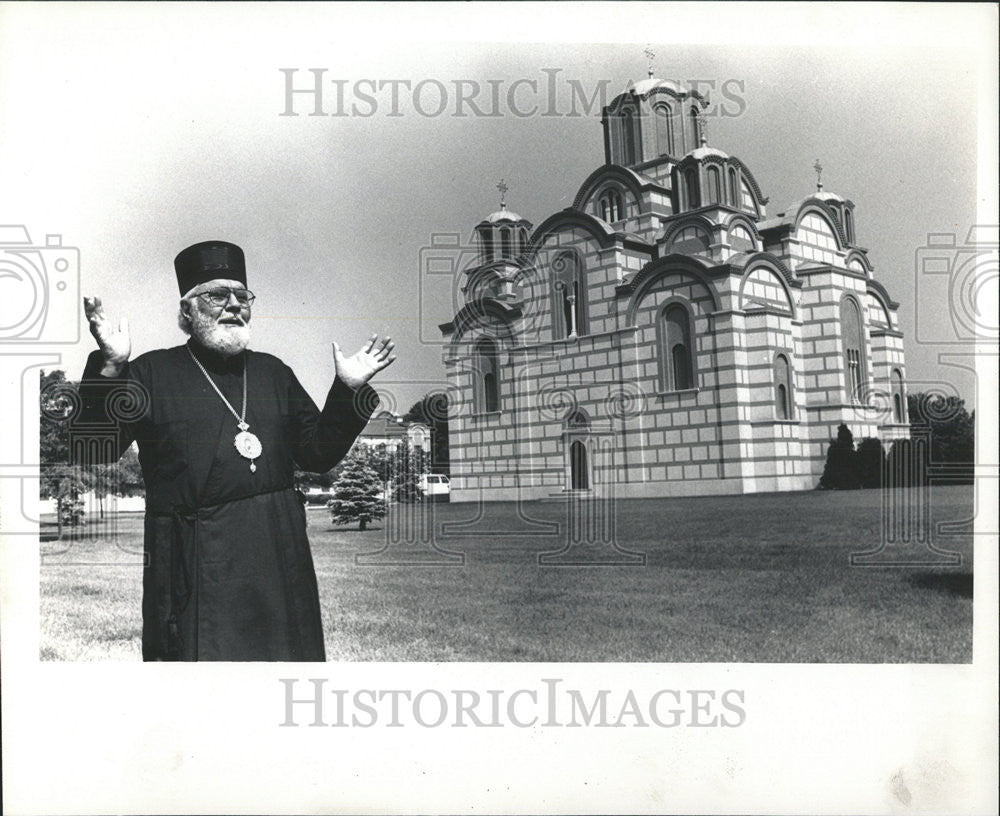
856, 437, 886, 489
819, 423, 861, 489
329, 448, 386, 530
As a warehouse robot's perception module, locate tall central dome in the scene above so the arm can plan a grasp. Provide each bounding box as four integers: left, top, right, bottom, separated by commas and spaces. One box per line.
600, 74, 710, 167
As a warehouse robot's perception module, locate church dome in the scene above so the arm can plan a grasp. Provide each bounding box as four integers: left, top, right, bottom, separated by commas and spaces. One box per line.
628, 76, 687, 98
779, 162, 849, 220
602, 67, 710, 168
480, 204, 528, 224
684, 144, 730, 161
813, 190, 845, 203
474, 180, 533, 264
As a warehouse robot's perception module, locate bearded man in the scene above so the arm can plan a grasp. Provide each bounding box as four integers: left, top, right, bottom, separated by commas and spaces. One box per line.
71, 240, 394, 661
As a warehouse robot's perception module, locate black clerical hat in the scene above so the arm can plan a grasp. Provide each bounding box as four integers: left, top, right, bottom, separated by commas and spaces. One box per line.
174, 241, 247, 295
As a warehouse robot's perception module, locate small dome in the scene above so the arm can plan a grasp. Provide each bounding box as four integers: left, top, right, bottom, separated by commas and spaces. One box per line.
628, 76, 687, 97
685, 145, 730, 161
813, 190, 845, 203
481, 205, 528, 224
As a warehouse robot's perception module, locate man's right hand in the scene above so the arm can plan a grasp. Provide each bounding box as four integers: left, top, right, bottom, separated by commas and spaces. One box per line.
84, 296, 131, 376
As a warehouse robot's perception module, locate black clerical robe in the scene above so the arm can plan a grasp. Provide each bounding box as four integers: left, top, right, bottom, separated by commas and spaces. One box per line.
72, 342, 375, 661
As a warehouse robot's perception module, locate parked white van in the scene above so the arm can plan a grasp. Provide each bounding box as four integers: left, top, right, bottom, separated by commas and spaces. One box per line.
418, 473, 451, 501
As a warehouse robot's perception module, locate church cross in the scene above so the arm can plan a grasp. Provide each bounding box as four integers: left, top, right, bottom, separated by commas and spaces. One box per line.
497, 178, 508, 208
644, 47, 655, 78
814, 159, 823, 191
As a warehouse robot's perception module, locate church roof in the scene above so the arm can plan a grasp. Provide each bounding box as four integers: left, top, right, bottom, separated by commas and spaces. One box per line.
359, 416, 407, 438
756, 216, 783, 232
813, 190, 846, 203
628, 76, 687, 97
685, 145, 730, 161
777, 193, 848, 218
481, 204, 529, 224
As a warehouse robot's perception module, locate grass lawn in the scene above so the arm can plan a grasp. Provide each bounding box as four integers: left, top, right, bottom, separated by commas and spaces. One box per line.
39, 485, 974, 662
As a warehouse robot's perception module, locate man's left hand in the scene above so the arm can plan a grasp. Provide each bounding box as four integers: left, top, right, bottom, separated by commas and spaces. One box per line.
333, 335, 396, 390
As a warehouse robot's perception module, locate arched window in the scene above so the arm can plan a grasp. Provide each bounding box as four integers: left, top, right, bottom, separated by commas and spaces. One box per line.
654, 103, 674, 156
739, 178, 758, 216
562, 281, 577, 336
706, 166, 722, 205
774, 353, 793, 419
474, 338, 500, 413
684, 168, 700, 209
479, 229, 493, 262
845, 208, 855, 245
669, 225, 711, 254
728, 168, 739, 207
500, 227, 512, 260
891, 369, 905, 423
599, 188, 624, 223
551, 251, 587, 338
518, 227, 529, 253
690, 107, 702, 146
840, 296, 867, 403
730, 224, 755, 253
659, 303, 695, 391
620, 108, 637, 165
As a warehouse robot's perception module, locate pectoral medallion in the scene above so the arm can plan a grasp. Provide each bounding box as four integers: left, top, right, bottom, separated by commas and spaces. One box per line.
234, 429, 263, 472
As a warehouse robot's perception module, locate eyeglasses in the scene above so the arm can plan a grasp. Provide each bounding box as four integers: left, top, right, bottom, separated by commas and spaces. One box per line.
197, 288, 256, 308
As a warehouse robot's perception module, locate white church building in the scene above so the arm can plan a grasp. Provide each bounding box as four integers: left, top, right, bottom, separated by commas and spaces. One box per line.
439, 72, 910, 502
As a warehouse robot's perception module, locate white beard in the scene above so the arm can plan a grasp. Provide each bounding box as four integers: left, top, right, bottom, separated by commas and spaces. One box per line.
189, 310, 250, 357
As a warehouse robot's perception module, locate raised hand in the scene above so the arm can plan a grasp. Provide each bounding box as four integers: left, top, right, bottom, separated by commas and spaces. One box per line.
83, 296, 131, 375
332, 334, 396, 390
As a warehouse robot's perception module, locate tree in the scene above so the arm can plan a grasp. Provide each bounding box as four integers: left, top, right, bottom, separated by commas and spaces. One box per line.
819, 423, 861, 489
389, 440, 423, 503
366, 443, 393, 487
907, 392, 975, 483
328, 449, 386, 531
403, 391, 449, 476
117, 444, 145, 496
39, 370, 90, 538
856, 437, 886, 489
89, 444, 146, 518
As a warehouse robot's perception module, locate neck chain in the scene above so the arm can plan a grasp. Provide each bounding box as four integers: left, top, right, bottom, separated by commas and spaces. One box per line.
187, 345, 261, 473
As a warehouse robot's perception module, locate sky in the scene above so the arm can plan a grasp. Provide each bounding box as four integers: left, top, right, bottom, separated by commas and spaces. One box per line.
1, 3, 995, 414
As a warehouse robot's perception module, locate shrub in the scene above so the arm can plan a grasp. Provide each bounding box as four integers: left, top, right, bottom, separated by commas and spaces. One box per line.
819, 424, 861, 489
857, 437, 886, 489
